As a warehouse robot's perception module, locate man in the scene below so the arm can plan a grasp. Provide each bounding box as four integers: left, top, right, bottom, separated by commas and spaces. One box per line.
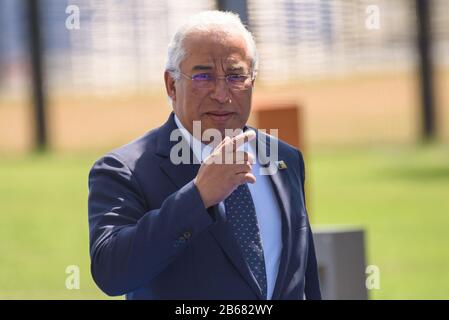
88, 10, 321, 300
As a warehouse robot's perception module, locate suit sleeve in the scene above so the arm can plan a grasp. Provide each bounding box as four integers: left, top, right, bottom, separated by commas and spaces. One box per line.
88, 153, 213, 296
297, 150, 322, 300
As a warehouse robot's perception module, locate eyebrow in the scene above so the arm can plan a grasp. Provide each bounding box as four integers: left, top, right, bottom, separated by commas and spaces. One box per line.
191, 65, 248, 73
191, 65, 214, 71
226, 66, 246, 73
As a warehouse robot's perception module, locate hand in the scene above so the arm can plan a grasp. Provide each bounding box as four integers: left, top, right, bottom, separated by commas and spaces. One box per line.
194, 130, 256, 208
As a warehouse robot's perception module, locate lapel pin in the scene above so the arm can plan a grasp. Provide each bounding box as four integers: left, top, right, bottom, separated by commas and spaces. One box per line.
276, 160, 288, 170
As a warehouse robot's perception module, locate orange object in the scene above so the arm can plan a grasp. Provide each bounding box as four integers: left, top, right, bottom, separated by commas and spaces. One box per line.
252, 103, 303, 150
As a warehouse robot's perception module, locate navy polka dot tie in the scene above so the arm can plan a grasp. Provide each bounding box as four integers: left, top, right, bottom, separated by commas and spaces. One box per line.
225, 183, 267, 298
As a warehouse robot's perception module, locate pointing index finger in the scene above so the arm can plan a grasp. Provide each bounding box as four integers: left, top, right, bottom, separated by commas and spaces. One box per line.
225, 129, 256, 153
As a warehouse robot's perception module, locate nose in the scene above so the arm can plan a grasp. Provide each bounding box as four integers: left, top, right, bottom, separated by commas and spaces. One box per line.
210, 78, 231, 104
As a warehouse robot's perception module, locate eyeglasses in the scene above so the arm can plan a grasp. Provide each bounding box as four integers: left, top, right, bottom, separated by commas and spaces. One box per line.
177, 71, 254, 91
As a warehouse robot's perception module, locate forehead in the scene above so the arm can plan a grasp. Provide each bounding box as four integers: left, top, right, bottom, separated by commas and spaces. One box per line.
180, 31, 251, 71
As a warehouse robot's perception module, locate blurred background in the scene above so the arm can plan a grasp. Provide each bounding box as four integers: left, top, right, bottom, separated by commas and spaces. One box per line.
0, 0, 448, 299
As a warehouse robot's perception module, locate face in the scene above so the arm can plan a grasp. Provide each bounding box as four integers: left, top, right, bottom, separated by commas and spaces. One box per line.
165, 31, 254, 142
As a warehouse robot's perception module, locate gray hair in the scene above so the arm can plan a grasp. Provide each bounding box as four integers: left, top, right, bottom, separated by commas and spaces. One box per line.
165, 10, 259, 81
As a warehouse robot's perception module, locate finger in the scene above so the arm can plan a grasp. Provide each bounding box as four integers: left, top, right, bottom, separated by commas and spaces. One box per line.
203, 154, 215, 165
205, 152, 226, 165
236, 172, 256, 185
233, 163, 253, 174
233, 129, 256, 152
234, 151, 255, 164
224, 130, 256, 153
214, 136, 231, 152
221, 151, 253, 165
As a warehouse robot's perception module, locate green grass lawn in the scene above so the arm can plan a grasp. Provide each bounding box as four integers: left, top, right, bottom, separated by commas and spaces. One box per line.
0, 144, 448, 299
308, 144, 449, 299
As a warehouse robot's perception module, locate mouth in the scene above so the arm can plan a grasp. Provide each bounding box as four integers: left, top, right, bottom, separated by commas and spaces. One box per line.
205, 111, 235, 123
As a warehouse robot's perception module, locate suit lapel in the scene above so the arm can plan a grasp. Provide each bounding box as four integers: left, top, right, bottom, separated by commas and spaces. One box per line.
268, 169, 294, 300
256, 131, 296, 300
156, 112, 200, 188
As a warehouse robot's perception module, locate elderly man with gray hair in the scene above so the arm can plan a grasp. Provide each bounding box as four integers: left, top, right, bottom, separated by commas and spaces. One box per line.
88, 10, 321, 300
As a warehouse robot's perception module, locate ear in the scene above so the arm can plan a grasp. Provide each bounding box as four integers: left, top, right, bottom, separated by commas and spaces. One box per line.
164, 71, 176, 102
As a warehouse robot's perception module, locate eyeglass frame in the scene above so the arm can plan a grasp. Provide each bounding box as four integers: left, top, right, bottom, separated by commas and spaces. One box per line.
173, 70, 256, 91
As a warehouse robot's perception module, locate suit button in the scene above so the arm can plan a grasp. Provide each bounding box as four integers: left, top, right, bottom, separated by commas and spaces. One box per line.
183, 231, 191, 240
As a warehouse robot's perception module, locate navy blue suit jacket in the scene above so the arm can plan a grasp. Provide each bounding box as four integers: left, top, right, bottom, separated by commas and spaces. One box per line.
88, 113, 321, 299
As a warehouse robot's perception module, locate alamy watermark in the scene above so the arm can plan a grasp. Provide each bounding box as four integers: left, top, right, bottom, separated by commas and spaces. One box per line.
65, 5, 80, 30
169, 121, 280, 175
365, 4, 380, 30
366, 264, 381, 290
65, 264, 80, 290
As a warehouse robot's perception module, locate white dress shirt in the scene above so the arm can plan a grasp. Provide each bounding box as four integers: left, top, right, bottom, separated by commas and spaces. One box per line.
174, 115, 282, 299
